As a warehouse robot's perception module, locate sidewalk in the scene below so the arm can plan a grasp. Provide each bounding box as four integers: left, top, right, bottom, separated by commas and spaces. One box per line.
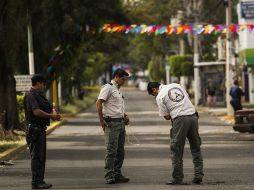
197, 106, 235, 125
0, 120, 65, 162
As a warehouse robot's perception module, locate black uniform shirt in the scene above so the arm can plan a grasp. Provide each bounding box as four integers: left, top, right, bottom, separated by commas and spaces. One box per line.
25, 88, 40, 112
24, 88, 51, 126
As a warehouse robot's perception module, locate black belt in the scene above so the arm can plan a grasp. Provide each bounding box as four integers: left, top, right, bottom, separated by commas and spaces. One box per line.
26, 124, 46, 134
172, 113, 196, 121
103, 117, 123, 122
27, 124, 46, 130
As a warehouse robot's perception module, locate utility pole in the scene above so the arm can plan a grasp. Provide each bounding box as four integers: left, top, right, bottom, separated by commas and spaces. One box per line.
225, 0, 234, 115
165, 63, 170, 84
193, 0, 200, 106
177, 10, 185, 55
58, 77, 62, 107
27, 8, 35, 75
177, 10, 186, 87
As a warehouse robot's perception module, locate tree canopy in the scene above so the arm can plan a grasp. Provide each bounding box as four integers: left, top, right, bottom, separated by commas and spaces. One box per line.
0, 0, 240, 130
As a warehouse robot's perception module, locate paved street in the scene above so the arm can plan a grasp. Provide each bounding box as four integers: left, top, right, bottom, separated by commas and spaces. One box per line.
1, 89, 254, 190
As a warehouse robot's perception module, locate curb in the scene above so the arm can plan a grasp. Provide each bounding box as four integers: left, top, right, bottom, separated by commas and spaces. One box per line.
218, 115, 235, 125
0, 141, 26, 162
0, 120, 66, 162
46, 120, 66, 135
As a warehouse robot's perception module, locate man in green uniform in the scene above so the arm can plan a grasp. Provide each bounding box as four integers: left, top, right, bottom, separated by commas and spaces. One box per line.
96, 69, 130, 184
147, 82, 204, 185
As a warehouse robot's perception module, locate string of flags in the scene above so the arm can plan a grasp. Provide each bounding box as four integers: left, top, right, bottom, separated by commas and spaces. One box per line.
101, 24, 254, 35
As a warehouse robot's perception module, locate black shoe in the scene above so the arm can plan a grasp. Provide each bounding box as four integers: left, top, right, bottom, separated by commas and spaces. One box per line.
165, 180, 187, 185
106, 178, 115, 184
192, 178, 202, 184
32, 183, 52, 189
115, 175, 130, 183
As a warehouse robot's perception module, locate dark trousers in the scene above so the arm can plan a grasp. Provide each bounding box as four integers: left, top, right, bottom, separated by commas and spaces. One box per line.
26, 128, 46, 184
230, 99, 242, 112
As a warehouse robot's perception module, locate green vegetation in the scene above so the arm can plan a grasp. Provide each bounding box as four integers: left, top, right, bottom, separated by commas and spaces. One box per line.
17, 95, 26, 129
148, 55, 165, 82
0, 142, 19, 153
0, 91, 98, 154
0, 0, 128, 130
169, 55, 193, 79
0, 0, 240, 130
242, 103, 254, 109
61, 91, 99, 115
240, 48, 254, 66
0, 128, 24, 153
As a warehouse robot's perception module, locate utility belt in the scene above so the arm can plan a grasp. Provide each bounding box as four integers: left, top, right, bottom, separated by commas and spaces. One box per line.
103, 116, 124, 122
27, 124, 46, 134
172, 113, 197, 122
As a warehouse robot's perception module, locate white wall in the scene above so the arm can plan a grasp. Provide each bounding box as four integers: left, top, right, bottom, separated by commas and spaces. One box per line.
237, 1, 254, 51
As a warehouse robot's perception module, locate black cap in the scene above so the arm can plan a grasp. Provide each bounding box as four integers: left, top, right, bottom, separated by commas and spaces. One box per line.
31, 74, 47, 84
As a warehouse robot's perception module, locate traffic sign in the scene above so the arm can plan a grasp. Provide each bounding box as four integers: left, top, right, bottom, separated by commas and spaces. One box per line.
15, 75, 32, 92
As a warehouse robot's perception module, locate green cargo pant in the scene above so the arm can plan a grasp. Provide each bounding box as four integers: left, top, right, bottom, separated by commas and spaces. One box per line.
170, 115, 204, 181
104, 119, 126, 179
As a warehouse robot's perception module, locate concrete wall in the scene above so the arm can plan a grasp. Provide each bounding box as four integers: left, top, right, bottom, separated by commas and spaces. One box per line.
237, 0, 254, 103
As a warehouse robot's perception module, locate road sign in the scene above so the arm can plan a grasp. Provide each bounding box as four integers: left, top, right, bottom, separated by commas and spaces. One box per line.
241, 1, 254, 19
15, 75, 32, 92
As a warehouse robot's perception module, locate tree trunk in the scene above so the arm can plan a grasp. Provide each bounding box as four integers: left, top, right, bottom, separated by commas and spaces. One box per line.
0, 48, 19, 130
0, 1, 20, 130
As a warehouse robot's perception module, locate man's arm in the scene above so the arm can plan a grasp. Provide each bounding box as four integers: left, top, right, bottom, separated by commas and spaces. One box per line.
32, 109, 61, 121
96, 99, 107, 131
156, 98, 170, 120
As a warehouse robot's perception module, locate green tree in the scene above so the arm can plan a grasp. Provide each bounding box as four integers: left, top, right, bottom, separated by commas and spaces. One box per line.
124, 0, 182, 72
0, 0, 129, 129
148, 55, 165, 82
127, 35, 154, 71
82, 52, 108, 84
169, 54, 193, 81
0, 0, 27, 130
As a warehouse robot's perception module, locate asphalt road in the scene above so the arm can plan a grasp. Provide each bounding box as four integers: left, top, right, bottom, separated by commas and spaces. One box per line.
1, 89, 254, 190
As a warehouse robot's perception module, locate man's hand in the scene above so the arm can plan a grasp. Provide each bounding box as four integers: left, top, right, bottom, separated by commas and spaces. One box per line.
124, 115, 130, 125
100, 119, 107, 132
195, 111, 199, 119
51, 114, 61, 121
33, 108, 61, 121
96, 99, 106, 131
164, 115, 171, 120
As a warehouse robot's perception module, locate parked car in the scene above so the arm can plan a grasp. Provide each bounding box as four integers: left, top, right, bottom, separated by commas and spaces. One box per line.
233, 109, 254, 133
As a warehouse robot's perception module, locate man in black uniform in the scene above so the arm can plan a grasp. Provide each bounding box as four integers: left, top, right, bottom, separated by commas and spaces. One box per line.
24, 74, 61, 189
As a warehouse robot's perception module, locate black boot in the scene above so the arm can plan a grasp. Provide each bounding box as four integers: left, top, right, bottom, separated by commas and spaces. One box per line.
32, 182, 52, 189
115, 175, 130, 183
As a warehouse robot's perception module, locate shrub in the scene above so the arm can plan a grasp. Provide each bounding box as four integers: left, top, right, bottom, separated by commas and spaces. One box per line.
148, 55, 166, 82
169, 55, 193, 77
17, 95, 25, 129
